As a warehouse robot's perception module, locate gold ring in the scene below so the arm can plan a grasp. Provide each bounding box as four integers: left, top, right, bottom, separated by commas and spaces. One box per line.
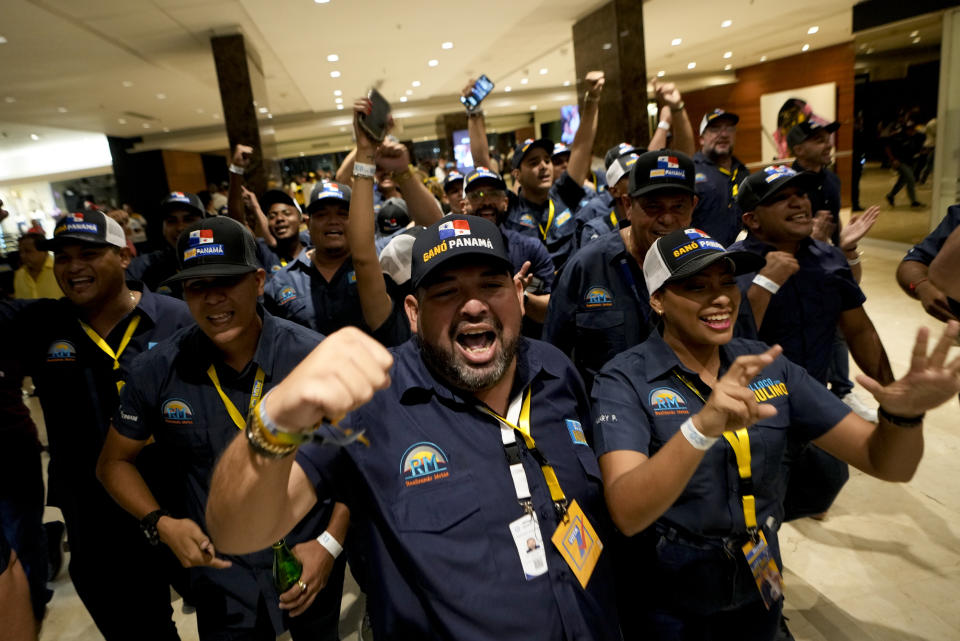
297, 579, 307, 593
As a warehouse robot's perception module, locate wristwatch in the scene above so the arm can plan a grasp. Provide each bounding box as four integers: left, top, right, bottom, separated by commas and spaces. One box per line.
140, 509, 170, 546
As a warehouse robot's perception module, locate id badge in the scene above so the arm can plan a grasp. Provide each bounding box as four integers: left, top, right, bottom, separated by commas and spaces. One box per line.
509, 512, 548, 580
742, 531, 784, 610
550, 499, 602, 589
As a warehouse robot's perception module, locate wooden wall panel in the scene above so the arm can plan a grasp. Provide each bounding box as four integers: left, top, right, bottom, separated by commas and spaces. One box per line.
162, 150, 208, 195
682, 43, 856, 204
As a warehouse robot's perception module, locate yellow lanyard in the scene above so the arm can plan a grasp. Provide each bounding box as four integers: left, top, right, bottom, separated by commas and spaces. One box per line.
478, 387, 567, 508
673, 370, 759, 534
608, 209, 618, 228
78, 314, 142, 392
537, 200, 556, 240
280, 259, 288, 267
207, 364, 266, 431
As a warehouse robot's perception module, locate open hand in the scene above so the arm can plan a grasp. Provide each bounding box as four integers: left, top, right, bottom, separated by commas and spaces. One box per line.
839, 205, 880, 251
811, 210, 836, 242
693, 345, 782, 437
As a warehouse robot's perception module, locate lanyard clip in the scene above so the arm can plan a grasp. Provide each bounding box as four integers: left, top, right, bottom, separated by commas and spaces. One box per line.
521, 499, 534, 516
747, 526, 760, 545
554, 498, 569, 523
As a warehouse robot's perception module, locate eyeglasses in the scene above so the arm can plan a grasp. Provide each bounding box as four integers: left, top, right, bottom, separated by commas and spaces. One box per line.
466, 189, 506, 202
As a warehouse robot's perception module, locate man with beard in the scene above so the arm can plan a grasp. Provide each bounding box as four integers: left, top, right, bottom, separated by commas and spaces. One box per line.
205, 214, 621, 640
692, 109, 750, 246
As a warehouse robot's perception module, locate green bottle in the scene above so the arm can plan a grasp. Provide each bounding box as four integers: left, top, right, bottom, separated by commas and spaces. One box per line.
272, 539, 303, 592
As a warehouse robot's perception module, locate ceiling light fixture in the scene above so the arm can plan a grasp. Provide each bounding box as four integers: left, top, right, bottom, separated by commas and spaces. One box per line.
602, 42, 612, 50
334, 90, 342, 96
412, 80, 421, 87
563, 80, 571, 86
866, 47, 875, 54
807, 26, 819, 34
267, 114, 273, 119
156, 93, 166, 100
530, 105, 537, 111
57, 106, 68, 113
330, 70, 341, 78
335, 98, 343, 104
671, 38, 682, 46
122, 80, 134, 88
118, 118, 127, 124
721, 20, 732, 28
337, 104, 344, 110
687, 61, 696, 69
801, 43, 810, 52
163, 127, 170, 132
539, 68, 548, 75
3, 96, 14, 103
724, 64, 732, 71
910, 30, 919, 37
196, 108, 205, 113
142, 123, 151, 129
428, 59, 439, 67
723, 51, 732, 59
520, 78, 528, 85
441, 41, 453, 49
400, 96, 408, 102
258, 106, 268, 113
0, 36, 7, 44
212, 113, 220, 119
30, 133, 40, 141
406, 89, 413, 95
327, 54, 339, 62
314, 0, 330, 4
504, 86, 512, 92
760, 55, 767, 62
657, 70, 665, 77
912, 36, 921, 44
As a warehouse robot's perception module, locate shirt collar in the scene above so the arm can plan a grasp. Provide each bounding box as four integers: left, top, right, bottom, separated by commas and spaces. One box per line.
640, 331, 737, 383
191, 305, 277, 379
741, 233, 814, 256
130, 280, 164, 326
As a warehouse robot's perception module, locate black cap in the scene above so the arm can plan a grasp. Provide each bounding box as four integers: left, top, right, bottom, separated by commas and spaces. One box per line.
260, 189, 298, 212
551, 142, 571, 159
628, 150, 696, 198
643, 228, 765, 293
512, 138, 554, 170
787, 120, 840, 149
736, 165, 820, 212
443, 170, 465, 191
43, 210, 127, 252
410, 215, 513, 289
159, 191, 205, 218
307, 181, 351, 214
377, 198, 410, 235
163, 217, 260, 285
699, 109, 740, 135
604, 142, 639, 169
462, 166, 506, 194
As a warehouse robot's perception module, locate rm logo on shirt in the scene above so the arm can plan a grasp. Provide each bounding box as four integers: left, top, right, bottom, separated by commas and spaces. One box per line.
400, 442, 450, 487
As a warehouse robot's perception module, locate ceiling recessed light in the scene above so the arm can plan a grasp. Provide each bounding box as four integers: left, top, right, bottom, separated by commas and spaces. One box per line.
520, 78, 528, 85
3, 96, 14, 103
406, 89, 413, 95
602, 42, 612, 50
428, 59, 439, 67
912, 36, 921, 44
687, 61, 696, 69
163, 127, 170, 132
267, 114, 273, 119
196, 108, 205, 113
721, 19, 732, 28
441, 41, 453, 49
122, 80, 134, 88
400, 96, 408, 102
504, 86, 512, 92
334, 90, 342, 96
212, 113, 220, 119
142, 123, 151, 129
563, 80, 571, 86
671, 38, 682, 46
335, 98, 343, 104
300, 152, 305, 157
723, 51, 732, 59
866, 48, 874, 54
314, 0, 330, 4
258, 106, 268, 113
807, 26, 819, 34
910, 30, 920, 37
801, 43, 810, 52
330, 70, 341, 78
327, 54, 339, 63
156, 93, 166, 100
30, 133, 40, 141
760, 55, 767, 62
118, 118, 127, 124
57, 106, 68, 113
724, 64, 732, 71
657, 70, 665, 77
412, 80, 421, 87
339, 126, 347, 132
539, 68, 548, 75
337, 104, 344, 110
530, 105, 537, 111
0, 36, 7, 44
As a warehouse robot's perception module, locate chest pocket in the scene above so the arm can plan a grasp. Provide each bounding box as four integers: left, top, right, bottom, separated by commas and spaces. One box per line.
575, 310, 627, 369
391, 477, 495, 597
749, 401, 793, 494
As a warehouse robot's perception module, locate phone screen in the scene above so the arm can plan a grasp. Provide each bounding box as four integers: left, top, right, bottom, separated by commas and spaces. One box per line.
359, 88, 391, 142
460, 75, 495, 110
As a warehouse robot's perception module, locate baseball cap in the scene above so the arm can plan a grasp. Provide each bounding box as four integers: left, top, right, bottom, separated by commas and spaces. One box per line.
551, 143, 571, 158
512, 138, 554, 170
736, 165, 820, 212
643, 228, 765, 294
162, 217, 260, 285
628, 149, 696, 198
606, 151, 640, 187
44, 211, 127, 252
410, 215, 513, 289
443, 170, 465, 191
699, 109, 740, 135
260, 189, 298, 212
379, 226, 425, 287
307, 181, 351, 214
604, 143, 639, 169
787, 120, 840, 149
160, 191, 205, 218
377, 198, 411, 235
462, 166, 506, 195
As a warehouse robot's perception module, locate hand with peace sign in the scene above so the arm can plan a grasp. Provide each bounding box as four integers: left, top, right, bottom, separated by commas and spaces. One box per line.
692, 345, 783, 438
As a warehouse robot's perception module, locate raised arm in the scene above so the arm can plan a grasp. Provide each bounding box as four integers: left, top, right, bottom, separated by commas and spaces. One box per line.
227, 144, 274, 245
461, 79, 494, 171
335, 148, 357, 189
382, 143, 442, 227
652, 80, 695, 156
567, 71, 605, 186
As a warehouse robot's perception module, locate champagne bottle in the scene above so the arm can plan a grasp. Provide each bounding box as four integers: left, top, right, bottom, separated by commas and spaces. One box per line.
272, 539, 303, 592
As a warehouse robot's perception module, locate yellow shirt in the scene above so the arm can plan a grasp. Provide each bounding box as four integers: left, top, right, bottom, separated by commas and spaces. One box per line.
14, 255, 63, 299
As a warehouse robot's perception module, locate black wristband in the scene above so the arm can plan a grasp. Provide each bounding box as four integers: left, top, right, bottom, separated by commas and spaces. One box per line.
140, 508, 170, 546
878, 406, 924, 428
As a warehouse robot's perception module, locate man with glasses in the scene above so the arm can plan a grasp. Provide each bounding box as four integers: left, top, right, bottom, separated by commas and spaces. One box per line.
692, 109, 750, 246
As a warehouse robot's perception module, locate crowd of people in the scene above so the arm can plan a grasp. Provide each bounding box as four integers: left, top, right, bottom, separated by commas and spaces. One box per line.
1, 70, 959, 641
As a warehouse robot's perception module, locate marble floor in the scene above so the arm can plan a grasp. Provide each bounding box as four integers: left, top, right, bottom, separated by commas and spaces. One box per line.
27, 214, 960, 641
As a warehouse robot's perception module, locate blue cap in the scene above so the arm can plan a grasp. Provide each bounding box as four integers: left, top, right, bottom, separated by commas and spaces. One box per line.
307, 181, 351, 214
512, 138, 554, 170
443, 170, 465, 190
463, 167, 506, 194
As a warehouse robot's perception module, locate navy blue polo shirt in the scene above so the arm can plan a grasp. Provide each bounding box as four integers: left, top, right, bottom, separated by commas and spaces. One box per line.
127, 245, 182, 297
504, 172, 585, 272
263, 248, 410, 346
573, 192, 618, 249
0, 284, 193, 508
114, 310, 330, 634
503, 227, 555, 294
903, 205, 960, 317
255, 232, 311, 277
729, 234, 865, 384
592, 332, 851, 541
692, 152, 749, 247
295, 337, 620, 640
792, 161, 841, 246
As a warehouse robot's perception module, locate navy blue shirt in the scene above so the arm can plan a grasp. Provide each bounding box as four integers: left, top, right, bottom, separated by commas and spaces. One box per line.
295, 337, 620, 640
114, 311, 330, 634
263, 249, 410, 347
255, 232, 311, 277
127, 246, 181, 297
504, 172, 585, 272
729, 234, 865, 384
903, 205, 960, 316
573, 192, 618, 249
503, 227, 555, 294
592, 333, 851, 539
0, 284, 193, 507
692, 152, 749, 247
793, 161, 842, 246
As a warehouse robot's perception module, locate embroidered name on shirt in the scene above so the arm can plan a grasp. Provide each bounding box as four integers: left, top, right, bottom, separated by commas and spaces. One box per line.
749, 377, 789, 402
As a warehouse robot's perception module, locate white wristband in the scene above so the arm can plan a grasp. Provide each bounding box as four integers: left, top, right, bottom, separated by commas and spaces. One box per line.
657, 120, 670, 131
846, 252, 862, 266
752, 274, 780, 295
353, 162, 376, 178
316, 530, 343, 558
228, 163, 245, 176
680, 417, 718, 451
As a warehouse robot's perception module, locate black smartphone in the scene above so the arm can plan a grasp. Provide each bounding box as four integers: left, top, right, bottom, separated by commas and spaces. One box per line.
359, 88, 391, 143
460, 75, 495, 110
